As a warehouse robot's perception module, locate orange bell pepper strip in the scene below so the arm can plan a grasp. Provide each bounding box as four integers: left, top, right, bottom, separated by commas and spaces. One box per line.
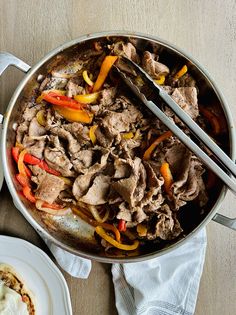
143, 131, 173, 160
22, 186, 36, 203
174, 65, 188, 80
42, 92, 84, 110
92, 56, 118, 92
54, 105, 93, 124
72, 207, 121, 242
95, 226, 139, 251
155, 75, 166, 85
160, 162, 173, 195
200, 108, 221, 135
17, 149, 28, 177
16, 173, 30, 187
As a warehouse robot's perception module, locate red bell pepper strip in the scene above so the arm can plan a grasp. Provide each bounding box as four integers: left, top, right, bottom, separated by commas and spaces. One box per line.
24, 152, 61, 176
118, 219, 126, 232
22, 186, 36, 203
42, 92, 84, 110
12, 147, 20, 162
38, 160, 61, 176
16, 173, 30, 187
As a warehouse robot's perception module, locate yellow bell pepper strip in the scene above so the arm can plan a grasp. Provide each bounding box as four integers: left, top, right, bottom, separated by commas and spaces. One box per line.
59, 177, 73, 186
42, 92, 84, 110
36, 110, 46, 126
88, 205, 109, 223
89, 125, 98, 144
155, 75, 165, 85
74, 92, 99, 104
82, 70, 94, 87
143, 131, 173, 160
174, 65, 188, 80
121, 132, 134, 140
95, 226, 139, 251
92, 55, 118, 92
160, 162, 173, 195
200, 108, 221, 135
53, 106, 93, 124
72, 207, 121, 242
12, 147, 31, 177
36, 89, 66, 103
137, 224, 147, 237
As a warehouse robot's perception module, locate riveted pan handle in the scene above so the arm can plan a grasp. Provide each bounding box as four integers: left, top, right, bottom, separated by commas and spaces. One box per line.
212, 213, 236, 230
0, 52, 31, 76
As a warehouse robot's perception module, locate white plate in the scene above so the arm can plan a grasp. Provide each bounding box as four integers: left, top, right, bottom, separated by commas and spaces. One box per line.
0, 235, 72, 315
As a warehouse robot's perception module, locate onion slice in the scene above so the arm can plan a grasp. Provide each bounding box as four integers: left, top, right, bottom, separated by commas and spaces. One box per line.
36, 200, 71, 216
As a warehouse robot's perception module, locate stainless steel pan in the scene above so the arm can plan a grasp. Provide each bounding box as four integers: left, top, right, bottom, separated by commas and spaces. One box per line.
1, 31, 235, 263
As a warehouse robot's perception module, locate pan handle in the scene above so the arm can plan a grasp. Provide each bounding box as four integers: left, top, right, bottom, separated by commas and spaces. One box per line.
212, 213, 236, 230
0, 52, 31, 75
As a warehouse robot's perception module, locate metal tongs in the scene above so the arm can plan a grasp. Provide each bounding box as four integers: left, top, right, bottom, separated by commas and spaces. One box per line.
113, 57, 236, 194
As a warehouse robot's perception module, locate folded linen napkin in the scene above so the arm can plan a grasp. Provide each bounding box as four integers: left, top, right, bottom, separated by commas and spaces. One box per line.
45, 228, 206, 315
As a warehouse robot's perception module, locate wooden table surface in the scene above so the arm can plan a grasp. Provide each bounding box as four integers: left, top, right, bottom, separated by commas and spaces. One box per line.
0, 1, 235, 314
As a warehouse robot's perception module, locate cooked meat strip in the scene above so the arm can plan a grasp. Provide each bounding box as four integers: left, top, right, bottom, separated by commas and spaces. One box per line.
31, 165, 65, 204
142, 51, 170, 79
111, 41, 140, 63
79, 174, 111, 205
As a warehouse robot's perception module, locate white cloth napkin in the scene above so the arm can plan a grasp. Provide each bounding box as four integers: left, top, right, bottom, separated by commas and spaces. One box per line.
45, 228, 206, 315
112, 228, 207, 315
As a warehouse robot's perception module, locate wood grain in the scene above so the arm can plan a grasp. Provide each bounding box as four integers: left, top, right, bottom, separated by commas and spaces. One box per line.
0, 1, 235, 314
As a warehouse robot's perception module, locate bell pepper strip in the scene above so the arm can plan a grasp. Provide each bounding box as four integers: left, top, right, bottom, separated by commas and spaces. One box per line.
95, 226, 139, 251
15, 142, 24, 149
36, 110, 46, 126
92, 55, 118, 92
174, 65, 188, 80
17, 149, 28, 177
200, 108, 221, 135
118, 219, 126, 232
160, 162, 173, 195
89, 125, 98, 144
36, 89, 66, 103
53, 105, 93, 124
42, 92, 84, 110
16, 173, 30, 187
143, 131, 173, 160
22, 152, 61, 176
38, 160, 61, 176
137, 224, 147, 237
74, 92, 99, 104
12, 147, 20, 163
82, 70, 94, 87
72, 207, 121, 242
155, 75, 166, 85
121, 132, 134, 140
22, 186, 36, 203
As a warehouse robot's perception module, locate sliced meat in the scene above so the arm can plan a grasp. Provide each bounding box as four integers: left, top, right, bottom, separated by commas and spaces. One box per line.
72, 150, 94, 173
142, 51, 169, 79
163, 86, 199, 120
111, 41, 140, 63
22, 135, 46, 159
117, 202, 132, 222
33, 167, 65, 204
41, 76, 68, 90
66, 78, 84, 97
147, 205, 183, 240
79, 175, 111, 205
28, 117, 46, 137
95, 126, 114, 148
112, 157, 146, 207
99, 87, 117, 107
48, 126, 81, 156
16, 122, 29, 143
113, 158, 132, 179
